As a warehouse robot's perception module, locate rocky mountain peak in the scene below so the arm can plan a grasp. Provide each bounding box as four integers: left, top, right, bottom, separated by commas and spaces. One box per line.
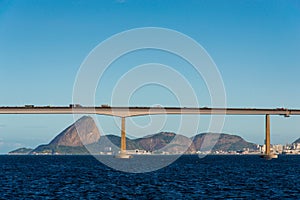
49, 116, 100, 147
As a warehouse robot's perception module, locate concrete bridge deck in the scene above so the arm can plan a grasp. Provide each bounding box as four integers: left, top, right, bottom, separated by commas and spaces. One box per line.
0, 106, 299, 117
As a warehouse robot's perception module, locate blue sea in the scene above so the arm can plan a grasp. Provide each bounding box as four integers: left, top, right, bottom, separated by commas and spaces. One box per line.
1, 155, 299, 199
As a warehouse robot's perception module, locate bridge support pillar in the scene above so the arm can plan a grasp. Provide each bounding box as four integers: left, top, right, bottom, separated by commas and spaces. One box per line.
265, 114, 270, 155
261, 114, 277, 159
115, 117, 132, 159
121, 117, 126, 153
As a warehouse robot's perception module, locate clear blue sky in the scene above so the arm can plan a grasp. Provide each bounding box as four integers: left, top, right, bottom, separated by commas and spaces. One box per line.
0, 0, 300, 153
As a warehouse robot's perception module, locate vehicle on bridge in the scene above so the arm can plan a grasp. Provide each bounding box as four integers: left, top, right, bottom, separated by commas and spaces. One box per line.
101, 104, 110, 108
69, 104, 82, 108
25, 105, 34, 108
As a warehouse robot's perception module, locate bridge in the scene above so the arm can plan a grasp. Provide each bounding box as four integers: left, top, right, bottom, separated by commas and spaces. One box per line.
1, 106, 299, 159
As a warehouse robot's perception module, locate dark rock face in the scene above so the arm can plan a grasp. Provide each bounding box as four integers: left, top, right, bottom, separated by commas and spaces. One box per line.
49, 116, 100, 147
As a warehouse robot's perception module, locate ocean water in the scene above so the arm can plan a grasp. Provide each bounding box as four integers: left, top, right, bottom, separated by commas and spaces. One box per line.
0, 155, 299, 199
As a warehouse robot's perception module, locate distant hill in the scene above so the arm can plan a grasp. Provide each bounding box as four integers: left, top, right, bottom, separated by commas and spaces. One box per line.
134, 132, 194, 153
86, 132, 194, 154
87, 132, 256, 154
193, 133, 258, 152
8, 147, 33, 155
85, 135, 117, 153
11, 116, 258, 155
86, 135, 139, 154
